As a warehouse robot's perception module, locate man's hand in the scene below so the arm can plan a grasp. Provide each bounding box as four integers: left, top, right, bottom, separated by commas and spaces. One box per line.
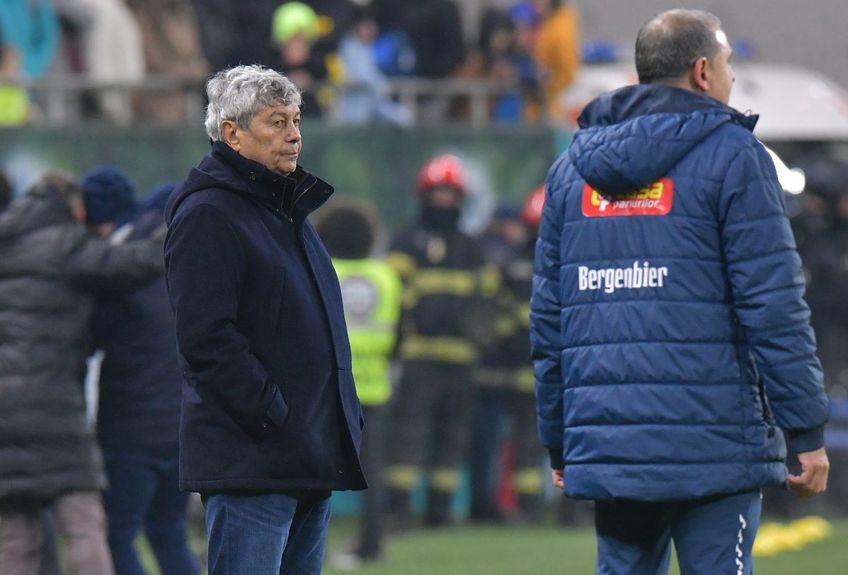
787, 447, 829, 497
551, 468, 564, 490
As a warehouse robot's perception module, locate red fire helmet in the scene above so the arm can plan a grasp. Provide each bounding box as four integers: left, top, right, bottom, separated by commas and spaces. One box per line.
416, 154, 467, 196
521, 184, 546, 226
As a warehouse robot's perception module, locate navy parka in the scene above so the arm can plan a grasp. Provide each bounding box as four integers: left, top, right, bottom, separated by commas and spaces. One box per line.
165, 142, 366, 492
531, 85, 829, 501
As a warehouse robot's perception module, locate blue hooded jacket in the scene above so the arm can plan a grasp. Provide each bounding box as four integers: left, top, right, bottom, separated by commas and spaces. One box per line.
530, 84, 829, 501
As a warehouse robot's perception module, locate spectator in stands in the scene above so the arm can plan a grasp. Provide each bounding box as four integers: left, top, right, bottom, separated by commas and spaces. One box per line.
192, 0, 279, 70
83, 177, 200, 575
374, 0, 464, 78
273, 2, 330, 116
457, 7, 537, 122
302, 0, 359, 56
0, 0, 59, 78
125, 0, 209, 124
529, 0, 580, 121
0, 172, 165, 575
54, 0, 145, 124
335, 5, 411, 125
0, 30, 29, 125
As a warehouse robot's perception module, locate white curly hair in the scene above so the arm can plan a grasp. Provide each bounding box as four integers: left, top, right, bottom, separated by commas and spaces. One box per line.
204, 65, 302, 141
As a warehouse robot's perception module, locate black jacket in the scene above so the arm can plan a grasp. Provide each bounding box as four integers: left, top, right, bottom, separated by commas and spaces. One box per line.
164, 142, 365, 492
0, 187, 164, 501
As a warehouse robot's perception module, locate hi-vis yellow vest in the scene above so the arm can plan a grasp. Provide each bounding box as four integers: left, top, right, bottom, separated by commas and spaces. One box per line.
333, 258, 402, 405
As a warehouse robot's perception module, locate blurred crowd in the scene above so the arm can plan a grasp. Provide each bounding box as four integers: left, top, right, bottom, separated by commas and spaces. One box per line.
0, 0, 581, 126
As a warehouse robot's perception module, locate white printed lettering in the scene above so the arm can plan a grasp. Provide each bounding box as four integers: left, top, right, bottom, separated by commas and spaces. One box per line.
575, 261, 670, 294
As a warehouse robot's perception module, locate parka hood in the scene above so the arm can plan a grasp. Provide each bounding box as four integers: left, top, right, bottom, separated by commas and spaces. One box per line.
569, 84, 758, 197
0, 187, 75, 242
166, 141, 333, 225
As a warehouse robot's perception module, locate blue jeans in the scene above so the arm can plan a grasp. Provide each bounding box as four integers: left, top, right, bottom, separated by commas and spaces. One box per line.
203, 490, 332, 575
102, 444, 198, 575
594, 490, 761, 575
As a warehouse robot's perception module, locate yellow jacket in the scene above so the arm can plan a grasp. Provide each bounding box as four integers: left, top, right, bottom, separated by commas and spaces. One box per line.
534, 4, 581, 121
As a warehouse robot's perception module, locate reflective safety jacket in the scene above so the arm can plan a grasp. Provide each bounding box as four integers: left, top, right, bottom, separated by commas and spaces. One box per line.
388, 224, 496, 366
334, 258, 402, 405
477, 238, 535, 393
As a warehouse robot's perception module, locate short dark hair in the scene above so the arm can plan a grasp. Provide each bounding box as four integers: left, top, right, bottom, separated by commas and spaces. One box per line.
635, 9, 723, 85
313, 198, 380, 259
27, 172, 83, 212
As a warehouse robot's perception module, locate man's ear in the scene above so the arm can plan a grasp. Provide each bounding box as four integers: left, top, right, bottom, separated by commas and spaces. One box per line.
691, 56, 710, 93
221, 120, 240, 151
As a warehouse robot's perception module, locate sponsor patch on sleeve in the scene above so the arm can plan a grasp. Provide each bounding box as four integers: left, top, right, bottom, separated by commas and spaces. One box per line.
581, 178, 674, 217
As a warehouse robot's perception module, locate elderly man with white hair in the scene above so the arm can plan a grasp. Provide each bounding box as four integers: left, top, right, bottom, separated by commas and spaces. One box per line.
164, 65, 366, 575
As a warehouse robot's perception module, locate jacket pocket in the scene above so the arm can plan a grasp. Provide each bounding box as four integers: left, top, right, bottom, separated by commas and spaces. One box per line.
266, 265, 286, 333
266, 385, 290, 428
756, 378, 777, 437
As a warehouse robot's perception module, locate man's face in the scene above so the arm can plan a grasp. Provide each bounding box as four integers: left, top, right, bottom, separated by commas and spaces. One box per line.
426, 185, 463, 209
705, 29, 735, 104
234, 103, 302, 176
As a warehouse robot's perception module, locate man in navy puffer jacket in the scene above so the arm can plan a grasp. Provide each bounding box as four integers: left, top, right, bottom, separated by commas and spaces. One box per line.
531, 9, 830, 575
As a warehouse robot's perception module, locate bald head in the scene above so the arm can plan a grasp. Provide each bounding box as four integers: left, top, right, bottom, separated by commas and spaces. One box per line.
635, 9, 723, 85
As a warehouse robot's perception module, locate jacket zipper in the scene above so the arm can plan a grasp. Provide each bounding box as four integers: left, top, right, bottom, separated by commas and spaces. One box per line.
287, 178, 318, 223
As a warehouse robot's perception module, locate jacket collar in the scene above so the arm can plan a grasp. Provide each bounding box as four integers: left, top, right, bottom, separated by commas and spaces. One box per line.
578, 84, 758, 133
210, 141, 334, 220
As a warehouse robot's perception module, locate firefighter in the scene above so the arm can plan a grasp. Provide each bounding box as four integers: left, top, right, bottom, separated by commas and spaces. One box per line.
469, 190, 546, 523
384, 154, 496, 527
313, 198, 402, 566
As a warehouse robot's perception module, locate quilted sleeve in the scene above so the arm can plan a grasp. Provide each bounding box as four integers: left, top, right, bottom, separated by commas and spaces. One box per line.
530, 163, 567, 468
719, 140, 829, 453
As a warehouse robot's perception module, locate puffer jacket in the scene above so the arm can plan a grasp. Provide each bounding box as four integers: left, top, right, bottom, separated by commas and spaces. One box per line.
530, 84, 829, 502
0, 186, 164, 501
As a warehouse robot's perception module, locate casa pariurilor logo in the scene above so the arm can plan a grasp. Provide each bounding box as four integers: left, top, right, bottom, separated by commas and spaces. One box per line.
582, 178, 674, 217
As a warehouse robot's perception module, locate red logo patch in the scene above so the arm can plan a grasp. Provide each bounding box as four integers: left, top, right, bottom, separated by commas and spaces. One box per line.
581, 178, 674, 217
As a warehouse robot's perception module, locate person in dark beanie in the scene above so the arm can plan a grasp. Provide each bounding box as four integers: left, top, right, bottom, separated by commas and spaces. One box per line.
86, 182, 199, 575
0, 172, 165, 575
314, 198, 402, 568
81, 165, 138, 239
165, 65, 365, 575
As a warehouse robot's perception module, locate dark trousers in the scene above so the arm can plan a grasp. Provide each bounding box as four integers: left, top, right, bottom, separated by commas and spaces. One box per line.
102, 444, 198, 575
385, 361, 474, 525
39, 512, 62, 575
469, 388, 542, 520
357, 404, 386, 558
594, 490, 761, 575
